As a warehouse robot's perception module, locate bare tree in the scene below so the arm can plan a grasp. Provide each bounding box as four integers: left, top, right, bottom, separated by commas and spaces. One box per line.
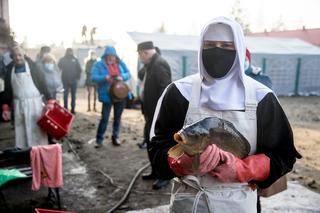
271, 16, 286, 31
0, 18, 14, 46
231, 0, 251, 34
157, 23, 166, 33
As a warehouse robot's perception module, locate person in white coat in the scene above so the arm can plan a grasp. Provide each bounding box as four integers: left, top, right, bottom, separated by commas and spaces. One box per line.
2, 45, 55, 148
149, 16, 301, 213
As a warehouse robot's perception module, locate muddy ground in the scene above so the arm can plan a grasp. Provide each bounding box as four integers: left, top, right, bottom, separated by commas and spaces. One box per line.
1, 88, 320, 212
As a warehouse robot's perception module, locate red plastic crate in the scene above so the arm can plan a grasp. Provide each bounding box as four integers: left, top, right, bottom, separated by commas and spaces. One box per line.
35, 208, 77, 213
37, 102, 74, 140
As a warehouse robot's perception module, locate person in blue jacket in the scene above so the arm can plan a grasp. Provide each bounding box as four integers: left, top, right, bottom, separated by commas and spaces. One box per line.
91, 46, 131, 147
244, 48, 272, 89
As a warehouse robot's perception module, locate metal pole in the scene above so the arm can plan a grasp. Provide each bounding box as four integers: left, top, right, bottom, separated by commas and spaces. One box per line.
294, 58, 302, 95
262, 58, 267, 74
182, 56, 187, 78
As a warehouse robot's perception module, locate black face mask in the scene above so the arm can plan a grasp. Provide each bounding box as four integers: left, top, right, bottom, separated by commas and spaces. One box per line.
202, 47, 236, 78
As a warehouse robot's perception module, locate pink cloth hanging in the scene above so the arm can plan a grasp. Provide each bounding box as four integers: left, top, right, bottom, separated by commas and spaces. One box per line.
30, 144, 63, 191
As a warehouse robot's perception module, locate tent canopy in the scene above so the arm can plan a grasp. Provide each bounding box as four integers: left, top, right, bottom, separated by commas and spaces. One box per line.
128, 32, 320, 96
129, 32, 320, 55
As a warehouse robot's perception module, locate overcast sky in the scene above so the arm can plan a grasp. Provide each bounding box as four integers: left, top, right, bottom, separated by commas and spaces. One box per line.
8, 0, 320, 47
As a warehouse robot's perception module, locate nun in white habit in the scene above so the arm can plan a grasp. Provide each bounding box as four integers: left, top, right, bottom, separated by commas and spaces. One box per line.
149, 16, 301, 213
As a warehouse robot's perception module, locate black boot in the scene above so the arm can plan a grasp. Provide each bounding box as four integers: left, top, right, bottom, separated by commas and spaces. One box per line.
137, 142, 147, 149
142, 172, 156, 180
112, 137, 121, 146
152, 179, 170, 190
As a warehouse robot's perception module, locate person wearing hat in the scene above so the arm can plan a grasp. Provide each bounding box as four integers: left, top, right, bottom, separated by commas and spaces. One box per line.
137, 41, 172, 190
91, 46, 131, 147
148, 17, 301, 212
137, 46, 162, 149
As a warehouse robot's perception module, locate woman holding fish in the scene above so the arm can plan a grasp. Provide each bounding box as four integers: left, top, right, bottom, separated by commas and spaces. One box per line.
149, 16, 301, 213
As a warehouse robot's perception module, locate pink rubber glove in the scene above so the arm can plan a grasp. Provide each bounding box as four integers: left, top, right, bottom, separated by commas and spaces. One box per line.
210, 150, 270, 183
168, 144, 221, 176
46, 99, 55, 111
2, 104, 11, 121
198, 144, 221, 174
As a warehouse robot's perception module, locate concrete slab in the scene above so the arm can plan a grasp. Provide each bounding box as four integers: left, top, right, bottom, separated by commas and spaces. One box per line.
260, 181, 320, 213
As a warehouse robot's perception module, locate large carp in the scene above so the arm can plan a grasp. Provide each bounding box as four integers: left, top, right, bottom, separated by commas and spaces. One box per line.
169, 116, 251, 170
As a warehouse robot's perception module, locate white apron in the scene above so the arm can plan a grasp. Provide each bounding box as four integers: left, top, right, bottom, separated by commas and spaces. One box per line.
0, 78, 4, 92
11, 62, 48, 148
170, 76, 258, 213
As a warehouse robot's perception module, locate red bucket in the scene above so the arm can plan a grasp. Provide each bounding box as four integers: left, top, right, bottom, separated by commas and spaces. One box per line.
35, 208, 77, 213
37, 102, 74, 140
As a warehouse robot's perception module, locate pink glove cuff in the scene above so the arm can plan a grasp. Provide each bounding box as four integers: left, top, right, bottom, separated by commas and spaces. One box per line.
168, 154, 194, 176
236, 154, 270, 182
168, 156, 187, 176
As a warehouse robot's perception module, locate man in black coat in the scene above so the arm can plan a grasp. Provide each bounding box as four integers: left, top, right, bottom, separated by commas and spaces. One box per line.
58, 48, 82, 114
137, 41, 172, 190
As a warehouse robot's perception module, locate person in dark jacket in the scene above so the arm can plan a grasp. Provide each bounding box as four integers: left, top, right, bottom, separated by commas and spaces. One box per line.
58, 48, 82, 114
84, 50, 97, 112
137, 41, 172, 190
244, 48, 273, 213
91, 46, 131, 147
137, 46, 162, 149
1, 45, 55, 148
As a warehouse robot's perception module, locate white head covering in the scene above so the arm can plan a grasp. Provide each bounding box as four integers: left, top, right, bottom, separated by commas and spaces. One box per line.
175, 16, 272, 110
203, 23, 234, 42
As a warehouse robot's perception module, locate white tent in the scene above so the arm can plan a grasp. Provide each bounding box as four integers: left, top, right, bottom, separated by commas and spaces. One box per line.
128, 32, 320, 96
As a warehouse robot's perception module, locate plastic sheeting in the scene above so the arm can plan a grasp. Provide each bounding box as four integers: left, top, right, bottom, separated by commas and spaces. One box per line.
0, 169, 27, 187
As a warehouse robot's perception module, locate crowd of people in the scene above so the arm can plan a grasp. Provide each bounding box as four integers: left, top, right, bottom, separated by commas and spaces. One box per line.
0, 16, 301, 213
